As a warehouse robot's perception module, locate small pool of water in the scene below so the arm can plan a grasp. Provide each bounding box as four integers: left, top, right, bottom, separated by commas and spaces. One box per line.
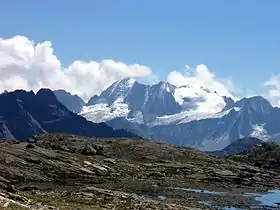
198, 200, 212, 206
158, 195, 167, 201
174, 187, 280, 209
174, 187, 226, 195
252, 190, 280, 207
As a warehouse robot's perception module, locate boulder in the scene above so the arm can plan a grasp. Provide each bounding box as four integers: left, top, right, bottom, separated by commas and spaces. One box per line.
214, 170, 236, 177
83, 161, 108, 175
27, 136, 37, 143
103, 158, 117, 164
26, 143, 35, 149
81, 145, 97, 155
148, 171, 165, 178
6, 185, 16, 193
80, 167, 94, 175
92, 144, 103, 155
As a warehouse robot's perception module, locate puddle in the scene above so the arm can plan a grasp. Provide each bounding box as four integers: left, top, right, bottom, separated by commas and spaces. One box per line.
174, 187, 280, 209
158, 195, 167, 201
174, 187, 226, 195
251, 190, 280, 207
198, 200, 212, 206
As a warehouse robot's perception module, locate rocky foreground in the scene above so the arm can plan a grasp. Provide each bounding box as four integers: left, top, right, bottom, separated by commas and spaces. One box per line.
0, 134, 280, 209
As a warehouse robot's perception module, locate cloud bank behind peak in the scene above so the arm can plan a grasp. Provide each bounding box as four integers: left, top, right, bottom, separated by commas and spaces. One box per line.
0, 35, 278, 105
0, 35, 153, 100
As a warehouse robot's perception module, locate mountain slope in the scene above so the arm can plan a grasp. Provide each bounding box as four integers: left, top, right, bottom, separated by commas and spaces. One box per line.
0, 133, 280, 209
54, 78, 280, 151
107, 96, 280, 151
0, 89, 138, 140
53, 89, 85, 113
0, 90, 46, 140
231, 142, 280, 170
211, 137, 263, 157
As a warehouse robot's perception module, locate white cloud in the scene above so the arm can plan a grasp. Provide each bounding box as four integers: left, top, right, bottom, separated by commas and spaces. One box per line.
0, 35, 153, 101
166, 65, 239, 113
0, 35, 242, 108
167, 64, 236, 98
263, 74, 280, 106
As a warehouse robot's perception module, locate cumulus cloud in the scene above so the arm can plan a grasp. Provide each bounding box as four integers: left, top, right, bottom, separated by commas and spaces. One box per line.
0, 35, 241, 106
263, 75, 280, 106
167, 64, 236, 99
0, 36, 153, 101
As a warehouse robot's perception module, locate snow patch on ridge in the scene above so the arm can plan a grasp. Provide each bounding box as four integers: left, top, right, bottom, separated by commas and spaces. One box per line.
80, 98, 130, 123
149, 107, 241, 127
250, 124, 270, 140
173, 85, 226, 113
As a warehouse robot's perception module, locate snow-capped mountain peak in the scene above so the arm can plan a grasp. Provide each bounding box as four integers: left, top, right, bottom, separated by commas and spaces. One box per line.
105, 77, 135, 97
223, 96, 272, 116
81, 78, 234, 125
87, 78, 137, 106
155, 81, 174, 93
115, 77, 136, 88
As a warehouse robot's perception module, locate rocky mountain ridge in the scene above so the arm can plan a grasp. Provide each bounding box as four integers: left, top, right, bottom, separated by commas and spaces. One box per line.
80, 78, 230, 124
0, 89, 137, 141
53, 89, 85, 113
5, 78, 279, 151
59, 78, 280, 151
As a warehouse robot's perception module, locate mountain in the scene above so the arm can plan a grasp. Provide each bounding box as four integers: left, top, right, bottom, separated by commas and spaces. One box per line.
108, 96, 280, 151
85, 78, 182, 120
53, 89, 85, 113
0, 89, 138, 141
55, 78, 280, 151
211, 137, 263, 157
81, 78, 230, 124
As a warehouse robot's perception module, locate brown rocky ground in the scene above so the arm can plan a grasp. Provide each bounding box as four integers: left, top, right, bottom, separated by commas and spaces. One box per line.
0, 133, 279, 209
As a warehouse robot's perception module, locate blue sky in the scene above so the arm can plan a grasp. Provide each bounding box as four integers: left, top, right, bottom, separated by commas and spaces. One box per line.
1, 0, 280, 98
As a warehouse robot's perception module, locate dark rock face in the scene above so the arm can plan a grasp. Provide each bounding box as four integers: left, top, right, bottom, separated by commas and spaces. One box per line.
0, 89, 138, 141
222, 96, 235, 111
124, 81, 149, 111
107, 117, 151, 138
53, 89, 85, 113
86, 94, 99, 106
142, 82, 181, 117
0, 90, 45, 140
87, 79, 182, 118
